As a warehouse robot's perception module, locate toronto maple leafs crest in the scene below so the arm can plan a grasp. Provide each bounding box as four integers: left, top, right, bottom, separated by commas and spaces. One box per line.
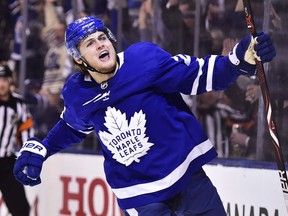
98, 107, 154, 166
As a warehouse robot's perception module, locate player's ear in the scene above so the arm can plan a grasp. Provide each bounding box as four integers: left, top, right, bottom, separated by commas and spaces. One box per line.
74, 57, 83, 64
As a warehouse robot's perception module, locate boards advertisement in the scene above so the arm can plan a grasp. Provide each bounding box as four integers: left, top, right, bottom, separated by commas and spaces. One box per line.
1, 153, 286, 216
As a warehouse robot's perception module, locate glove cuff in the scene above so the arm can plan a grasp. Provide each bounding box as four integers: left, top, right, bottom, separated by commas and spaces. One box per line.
19, 140, 47, 158
228, 43, 240, 66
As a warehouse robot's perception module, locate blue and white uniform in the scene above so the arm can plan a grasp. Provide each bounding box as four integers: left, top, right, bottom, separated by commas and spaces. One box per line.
42, 42, 255, 209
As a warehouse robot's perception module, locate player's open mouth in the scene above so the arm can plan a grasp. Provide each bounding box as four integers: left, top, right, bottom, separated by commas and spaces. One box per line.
99, 51, 109, 61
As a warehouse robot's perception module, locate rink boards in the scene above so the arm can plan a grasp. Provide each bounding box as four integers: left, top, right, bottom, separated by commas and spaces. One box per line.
1, 153, 286, 216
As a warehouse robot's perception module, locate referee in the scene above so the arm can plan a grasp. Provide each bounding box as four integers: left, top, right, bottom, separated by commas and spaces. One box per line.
0, 64, 33, 216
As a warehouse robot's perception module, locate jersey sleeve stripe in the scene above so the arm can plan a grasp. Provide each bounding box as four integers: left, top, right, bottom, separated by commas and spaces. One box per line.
206, 55, 216, 91
190, 58, 204, 95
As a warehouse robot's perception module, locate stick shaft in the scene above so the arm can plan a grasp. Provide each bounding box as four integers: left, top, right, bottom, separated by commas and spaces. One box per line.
243, 0, 288, 211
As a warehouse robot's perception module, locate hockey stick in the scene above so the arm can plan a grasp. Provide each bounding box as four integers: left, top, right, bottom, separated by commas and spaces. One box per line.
243, 0, 288, 212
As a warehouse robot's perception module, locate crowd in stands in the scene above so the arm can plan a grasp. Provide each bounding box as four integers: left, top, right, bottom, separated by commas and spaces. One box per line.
0, 0, 287, 161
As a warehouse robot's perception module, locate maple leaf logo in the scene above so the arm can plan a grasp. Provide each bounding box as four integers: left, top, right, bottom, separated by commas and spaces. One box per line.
98, 107, 154, 166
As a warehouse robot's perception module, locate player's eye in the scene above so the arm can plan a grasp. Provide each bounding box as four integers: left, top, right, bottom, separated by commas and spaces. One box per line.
86, 40, 95, 47
99, 35, 108, 41
87, 41, 93, 47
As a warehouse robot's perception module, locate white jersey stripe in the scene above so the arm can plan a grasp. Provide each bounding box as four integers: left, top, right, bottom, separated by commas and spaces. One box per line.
0, 107, 14, 157
0, 109, 5, 156
206, 55, 217, 91
111, 139, 213, 199
126, 208, 138, 216
191, 58, 204, 95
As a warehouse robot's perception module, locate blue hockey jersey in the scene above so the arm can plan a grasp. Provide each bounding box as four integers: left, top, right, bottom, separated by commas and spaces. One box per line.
42, 42, 256, 209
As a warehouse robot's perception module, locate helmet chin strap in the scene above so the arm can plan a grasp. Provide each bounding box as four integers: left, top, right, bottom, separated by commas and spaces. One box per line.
81, 58, 116, 75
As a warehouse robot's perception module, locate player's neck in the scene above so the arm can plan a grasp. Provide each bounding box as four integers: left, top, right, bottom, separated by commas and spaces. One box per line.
89, 63, 119, 84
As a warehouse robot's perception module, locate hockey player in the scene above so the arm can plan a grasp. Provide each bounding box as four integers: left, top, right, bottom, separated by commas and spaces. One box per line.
13, 16, 276, 215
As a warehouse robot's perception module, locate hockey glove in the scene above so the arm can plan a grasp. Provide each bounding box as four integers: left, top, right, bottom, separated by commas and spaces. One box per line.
13, 138, 47, 186
229, 32, 276, 74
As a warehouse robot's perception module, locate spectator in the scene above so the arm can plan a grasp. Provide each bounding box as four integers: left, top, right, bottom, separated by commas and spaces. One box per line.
0, 0, 14, 61
223, 76, 259, 159
40, 21, 73, 136
138, 0, 153, 42
41, 21, 73, 104
10, 0, 47, 86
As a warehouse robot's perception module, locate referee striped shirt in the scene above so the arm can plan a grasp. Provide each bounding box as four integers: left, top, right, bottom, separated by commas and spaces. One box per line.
0, 92, 34, 158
